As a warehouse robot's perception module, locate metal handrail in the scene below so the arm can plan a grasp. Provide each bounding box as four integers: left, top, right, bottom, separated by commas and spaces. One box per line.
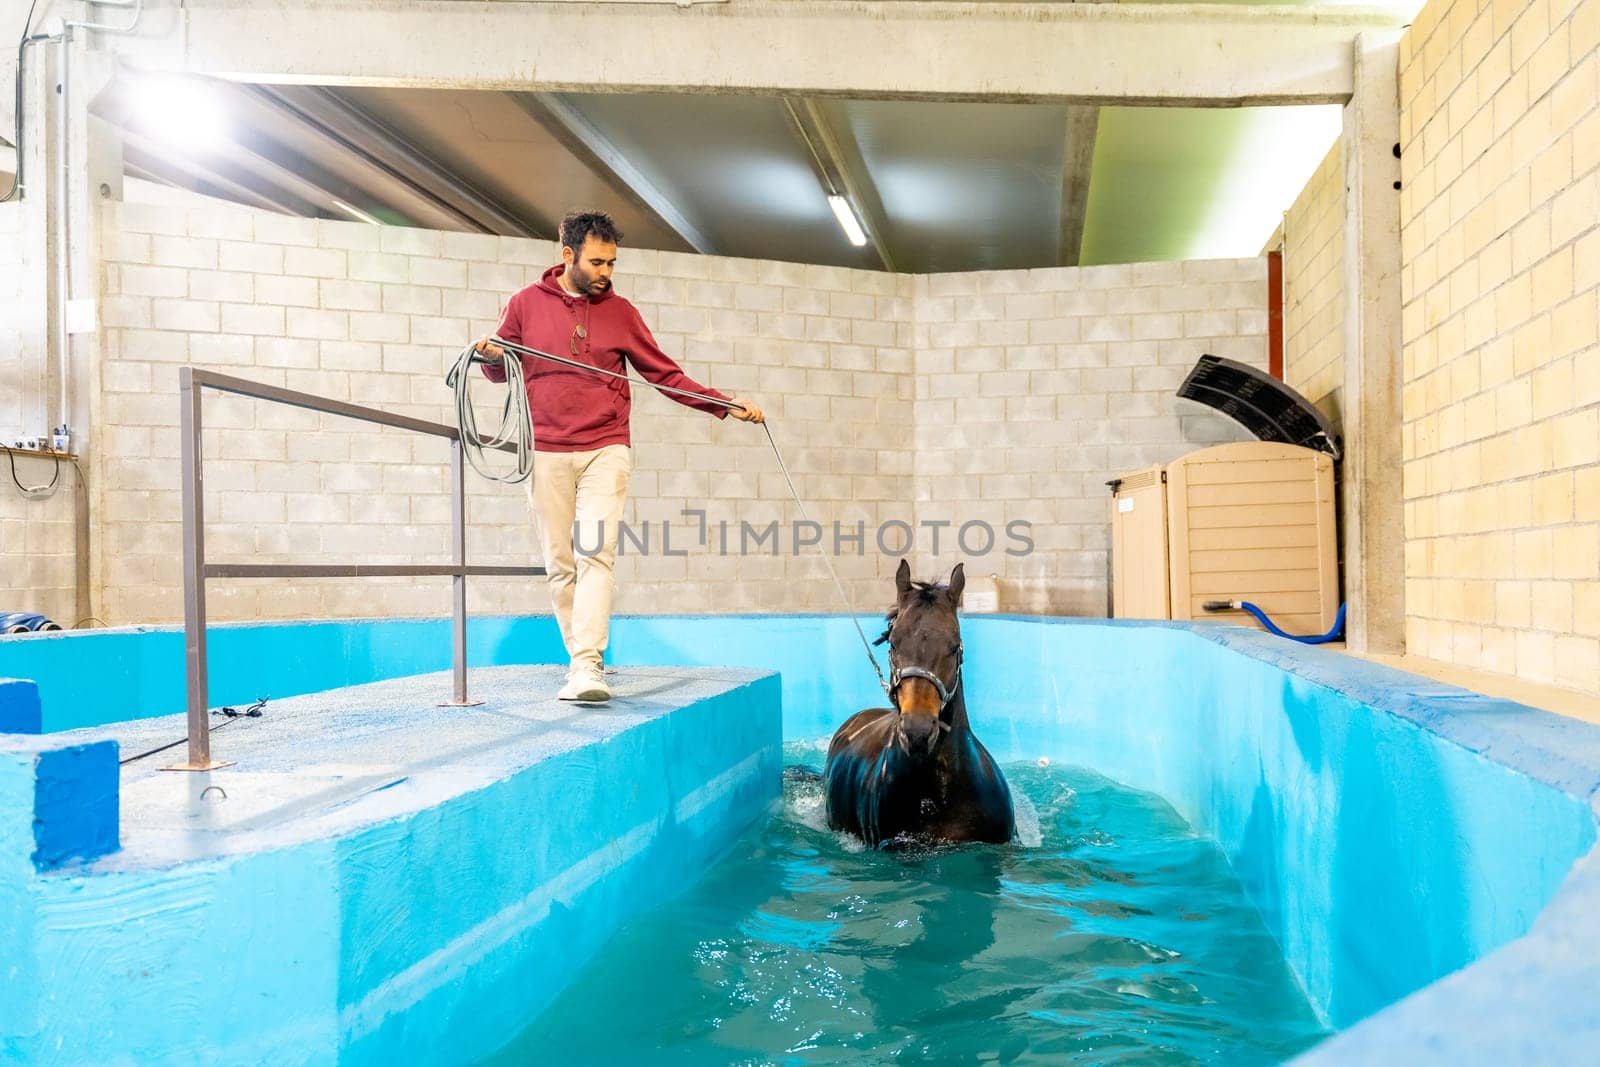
175, 367, 545, 770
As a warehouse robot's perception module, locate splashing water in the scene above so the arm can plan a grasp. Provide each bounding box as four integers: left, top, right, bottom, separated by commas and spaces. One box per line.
484, 743, 1327, 1065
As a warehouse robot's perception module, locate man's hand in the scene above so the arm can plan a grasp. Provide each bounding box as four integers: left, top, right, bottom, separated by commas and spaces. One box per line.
729, 397, 765, 424
475, 336, 506, 363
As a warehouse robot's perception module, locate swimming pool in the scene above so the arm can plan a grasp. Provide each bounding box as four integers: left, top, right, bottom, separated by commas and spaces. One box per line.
3, 613, 1598, 1063
492, 749, 1330, 1065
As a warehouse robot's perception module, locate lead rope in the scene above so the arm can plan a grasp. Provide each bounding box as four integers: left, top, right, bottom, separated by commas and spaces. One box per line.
454, 336, 892, 697
758, 418, 892, 698
446, 342, 533, 483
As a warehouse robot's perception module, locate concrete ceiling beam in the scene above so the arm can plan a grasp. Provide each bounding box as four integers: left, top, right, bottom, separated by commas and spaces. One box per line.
113, 2, 1411, 106
781, 97, 897, 273
190, 129, 373, 220
1058, 106, 1099, 267
513, 92, 716, 254
249, 86, 538, 236
119, 129, 317, 216
98, 77, 497, 231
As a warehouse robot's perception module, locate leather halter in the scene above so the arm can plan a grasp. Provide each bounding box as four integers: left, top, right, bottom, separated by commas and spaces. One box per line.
890, 664, 961, 712
888, 640, 963, 722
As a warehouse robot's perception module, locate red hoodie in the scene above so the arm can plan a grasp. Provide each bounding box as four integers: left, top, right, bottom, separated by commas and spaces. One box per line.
480, 264, 731, 451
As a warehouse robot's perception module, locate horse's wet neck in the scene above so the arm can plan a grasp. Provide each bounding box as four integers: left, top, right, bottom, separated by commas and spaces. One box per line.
922, 682, 972, 781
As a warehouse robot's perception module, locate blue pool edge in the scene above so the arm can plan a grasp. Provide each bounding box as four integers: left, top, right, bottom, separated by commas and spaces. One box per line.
3, 612, 1599, 1065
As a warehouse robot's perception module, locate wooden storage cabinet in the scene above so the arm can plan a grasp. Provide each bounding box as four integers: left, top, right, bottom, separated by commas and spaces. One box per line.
1109, 466, 1170, 619
1110, 442, 1340, 635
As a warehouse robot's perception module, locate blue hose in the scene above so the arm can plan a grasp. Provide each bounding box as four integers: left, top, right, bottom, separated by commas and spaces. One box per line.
1203, 600, 1346, 644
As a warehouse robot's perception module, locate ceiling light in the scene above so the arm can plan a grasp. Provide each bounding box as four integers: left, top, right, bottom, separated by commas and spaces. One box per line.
827, 194, 868, 247
332, 199, 382, 226
129, 76, 227, 151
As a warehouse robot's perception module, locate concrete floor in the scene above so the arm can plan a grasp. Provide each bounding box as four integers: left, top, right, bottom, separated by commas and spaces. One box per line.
1217, 630, 1600, 727
74, 664, 770, 870
1348, 651, 1600, 727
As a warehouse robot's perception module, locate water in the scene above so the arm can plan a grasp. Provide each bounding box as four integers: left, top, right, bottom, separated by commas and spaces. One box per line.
485, 743, 1328, 1065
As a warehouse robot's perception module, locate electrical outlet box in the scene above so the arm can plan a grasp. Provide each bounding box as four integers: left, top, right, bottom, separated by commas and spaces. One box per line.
6, 438, 74, 457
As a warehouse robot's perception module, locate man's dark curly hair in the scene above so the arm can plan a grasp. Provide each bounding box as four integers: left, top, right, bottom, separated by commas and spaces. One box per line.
559, 210, 623, 252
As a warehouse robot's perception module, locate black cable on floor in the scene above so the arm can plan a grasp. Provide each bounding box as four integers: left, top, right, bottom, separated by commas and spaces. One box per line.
118, 698, 268, 765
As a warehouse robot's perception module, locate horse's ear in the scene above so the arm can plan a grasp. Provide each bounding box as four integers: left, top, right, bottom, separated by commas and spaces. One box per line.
895, 558, 912, 595
947, 562, 965, 608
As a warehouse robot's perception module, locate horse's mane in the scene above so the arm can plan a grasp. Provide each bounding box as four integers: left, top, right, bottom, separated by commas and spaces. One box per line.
875, 580, 949, 644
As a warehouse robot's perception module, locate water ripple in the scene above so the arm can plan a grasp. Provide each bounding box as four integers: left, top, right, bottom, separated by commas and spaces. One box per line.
484, 746, 1328, 1066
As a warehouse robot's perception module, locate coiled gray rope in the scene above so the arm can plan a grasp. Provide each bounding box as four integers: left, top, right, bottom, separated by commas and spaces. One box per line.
452, 336, 892, 696
446, 343, 534, 484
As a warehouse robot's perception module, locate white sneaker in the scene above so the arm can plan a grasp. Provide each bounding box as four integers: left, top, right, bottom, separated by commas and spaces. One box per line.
558, 663, 611, 703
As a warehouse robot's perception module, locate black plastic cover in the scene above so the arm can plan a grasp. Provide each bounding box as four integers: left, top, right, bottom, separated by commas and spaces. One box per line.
1177, 354, 1341, 458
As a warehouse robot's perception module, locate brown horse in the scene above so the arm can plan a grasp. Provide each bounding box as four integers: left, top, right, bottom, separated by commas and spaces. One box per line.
824, 560, 1015, 848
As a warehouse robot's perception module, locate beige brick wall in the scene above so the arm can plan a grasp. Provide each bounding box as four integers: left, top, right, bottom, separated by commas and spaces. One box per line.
95, 197, 915, 621
1399, 0, 1600, 692
0, 452, 78, 626
617, 257, 914, 616
911, 258, 1269, 615
81, 195, 1268, 625
2, 200, 79, 628
0, 203, 25, 439
0, 190, 52, 443
1282, 140, 1347, 430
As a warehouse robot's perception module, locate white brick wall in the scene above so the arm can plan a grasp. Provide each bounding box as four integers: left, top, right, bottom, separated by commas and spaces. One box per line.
1, 199, 79, 627
620, 257, 915, 615
911, 259, 1268, 615
94, 199, 919, 620
0, 452, 78, 626
1399, 0, 1600, 693
0, 204, 26, 440
67, 195, 1269, 625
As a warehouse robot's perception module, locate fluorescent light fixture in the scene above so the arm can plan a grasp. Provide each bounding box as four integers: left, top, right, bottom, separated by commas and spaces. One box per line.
332, 199, 383, 226
827, 194, 869, 247
130, 75, 227, 151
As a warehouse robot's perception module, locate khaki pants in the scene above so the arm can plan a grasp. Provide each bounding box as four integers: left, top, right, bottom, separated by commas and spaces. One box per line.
529, 445, 632, 670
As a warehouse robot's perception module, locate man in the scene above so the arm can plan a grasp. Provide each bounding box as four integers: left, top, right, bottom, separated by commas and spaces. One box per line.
476, 210, 764, 703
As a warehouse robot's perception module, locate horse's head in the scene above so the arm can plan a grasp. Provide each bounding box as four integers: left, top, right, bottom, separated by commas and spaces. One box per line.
876, 558, 965, 758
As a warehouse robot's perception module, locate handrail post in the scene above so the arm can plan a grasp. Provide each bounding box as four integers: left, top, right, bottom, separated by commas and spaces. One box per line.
173, 367, 231, 770
163, 370, 523, 754
443, 437, 480, 707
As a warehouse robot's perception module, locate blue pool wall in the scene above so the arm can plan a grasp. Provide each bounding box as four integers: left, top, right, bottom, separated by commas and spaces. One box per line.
0, 668, 782, 1065
0, 619, 564, 734
3, 613, 1599, 1056
962, 621, 1599, 1026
